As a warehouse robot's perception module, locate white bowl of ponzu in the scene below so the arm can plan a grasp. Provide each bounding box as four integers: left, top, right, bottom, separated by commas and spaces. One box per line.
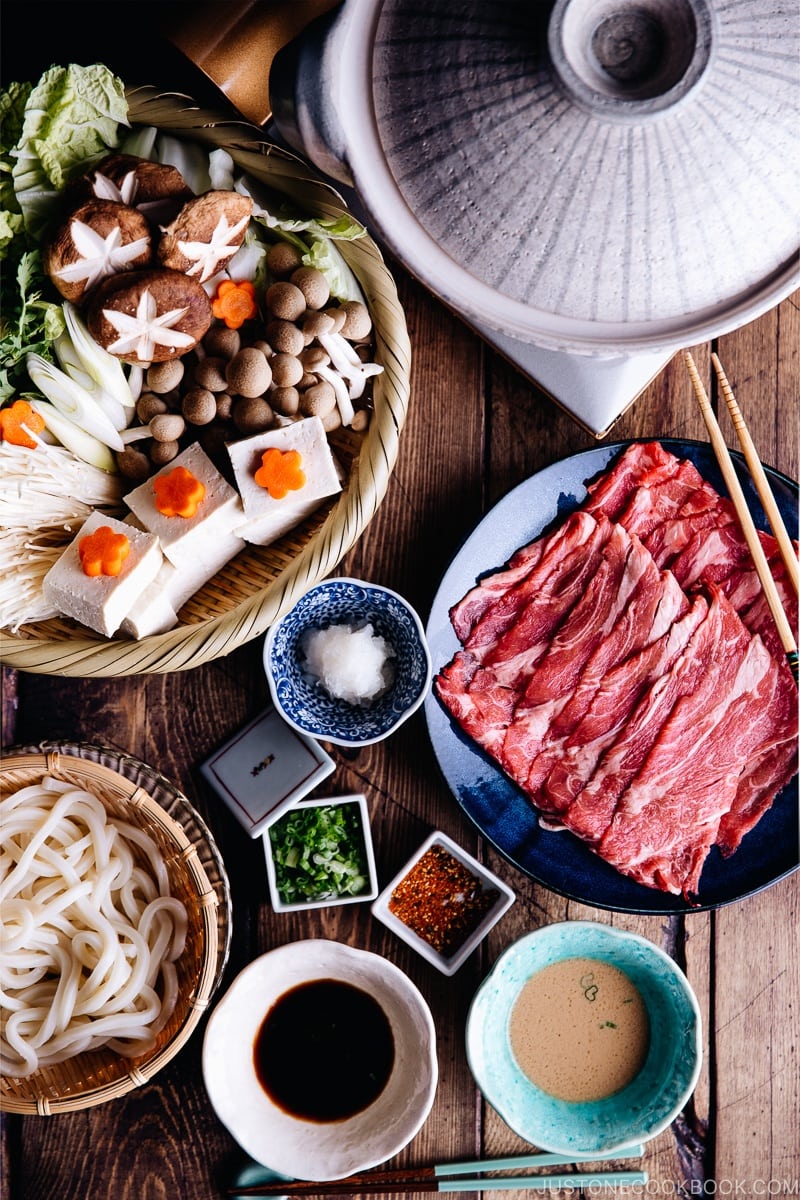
465, 921, 702, 1155
202, 939, 438, 1179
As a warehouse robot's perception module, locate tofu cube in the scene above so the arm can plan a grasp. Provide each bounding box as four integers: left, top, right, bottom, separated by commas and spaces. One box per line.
42, 511, 162, 637
120, 525, 245, 638
118, 560, 179, 639
124, 442, 245, 571
227, 417, 341, 547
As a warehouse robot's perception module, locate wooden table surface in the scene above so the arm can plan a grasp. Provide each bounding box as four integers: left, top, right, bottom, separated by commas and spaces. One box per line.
1, 6, 798, 1199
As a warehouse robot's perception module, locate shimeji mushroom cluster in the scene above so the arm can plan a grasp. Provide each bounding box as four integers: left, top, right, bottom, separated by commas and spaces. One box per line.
117, 246, 382, 481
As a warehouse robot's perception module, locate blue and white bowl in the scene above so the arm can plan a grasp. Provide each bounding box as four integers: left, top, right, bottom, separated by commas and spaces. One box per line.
466, 921, 702, 1155
263, 578, 432, 747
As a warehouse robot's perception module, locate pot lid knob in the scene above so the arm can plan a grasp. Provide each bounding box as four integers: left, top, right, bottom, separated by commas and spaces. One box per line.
548, 0, 715, 120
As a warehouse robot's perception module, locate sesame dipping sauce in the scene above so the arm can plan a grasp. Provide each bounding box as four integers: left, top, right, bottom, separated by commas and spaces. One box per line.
509, 956, 650, 1103
388, 843, 499, 957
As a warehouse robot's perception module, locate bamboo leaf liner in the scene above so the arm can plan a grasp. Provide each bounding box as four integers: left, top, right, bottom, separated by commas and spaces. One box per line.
0, 89, 411, 677
0, 743, 231, 1114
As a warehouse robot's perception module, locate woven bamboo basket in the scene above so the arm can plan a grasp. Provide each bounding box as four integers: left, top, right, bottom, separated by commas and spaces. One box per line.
0, 742, 231, 1114
0, 88, 411, 677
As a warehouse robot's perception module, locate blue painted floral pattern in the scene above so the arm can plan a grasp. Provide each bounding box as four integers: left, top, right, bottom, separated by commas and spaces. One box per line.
265, 578, 432, 746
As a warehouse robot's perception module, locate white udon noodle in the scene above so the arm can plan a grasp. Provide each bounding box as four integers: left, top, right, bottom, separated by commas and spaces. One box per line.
0, 775, 189, 1078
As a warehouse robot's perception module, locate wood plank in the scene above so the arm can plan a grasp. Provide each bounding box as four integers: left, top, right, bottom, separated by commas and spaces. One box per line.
707, 293, 799, 1185
373, 261, 488, 597
681, 909, 713, 1183
716, 294, 799, 481
713, 874, 800, 1186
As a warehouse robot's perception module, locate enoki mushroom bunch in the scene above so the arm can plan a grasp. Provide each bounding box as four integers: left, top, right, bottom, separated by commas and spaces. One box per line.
0, 775, 187, 1078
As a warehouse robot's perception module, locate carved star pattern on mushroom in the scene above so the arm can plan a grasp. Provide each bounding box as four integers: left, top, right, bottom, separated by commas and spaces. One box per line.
104, 289, 195, 362
90, 170, 169, 221
91, 169, 139, 207
177, 212, 251, 283
53, 220, 151, 289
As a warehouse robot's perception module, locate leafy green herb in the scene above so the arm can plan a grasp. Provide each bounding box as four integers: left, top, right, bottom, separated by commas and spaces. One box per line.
0, 250, 63, 402
268, 803, 370, 904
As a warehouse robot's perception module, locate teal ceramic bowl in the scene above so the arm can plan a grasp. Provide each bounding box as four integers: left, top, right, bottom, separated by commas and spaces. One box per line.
466, 921, 702, 1155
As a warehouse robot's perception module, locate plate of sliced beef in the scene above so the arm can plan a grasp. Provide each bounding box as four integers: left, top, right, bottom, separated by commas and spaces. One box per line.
425, 440, 799, 912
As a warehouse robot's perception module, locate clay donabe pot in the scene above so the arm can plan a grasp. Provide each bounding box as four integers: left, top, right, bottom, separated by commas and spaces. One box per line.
268, 0, 799, 357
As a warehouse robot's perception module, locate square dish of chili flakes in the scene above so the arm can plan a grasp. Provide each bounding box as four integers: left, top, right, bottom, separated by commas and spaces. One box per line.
371, 831, 515, 975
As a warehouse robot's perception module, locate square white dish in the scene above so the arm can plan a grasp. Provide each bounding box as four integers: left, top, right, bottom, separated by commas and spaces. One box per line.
200, 706, 334, 838
263, 793, 378, 912
371, 830, 515, 976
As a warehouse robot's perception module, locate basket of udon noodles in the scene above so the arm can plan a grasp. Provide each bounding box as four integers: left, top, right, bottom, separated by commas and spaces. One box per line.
0, 743, 231, 1114
0, 86, 411, 678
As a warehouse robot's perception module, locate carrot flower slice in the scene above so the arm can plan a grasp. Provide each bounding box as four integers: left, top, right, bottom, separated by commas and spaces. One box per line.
79, 525, 130, 578
153, 465, 207, 518
0, 399, 46, 449
254, 447, 306, 499
211, 279, 258, 329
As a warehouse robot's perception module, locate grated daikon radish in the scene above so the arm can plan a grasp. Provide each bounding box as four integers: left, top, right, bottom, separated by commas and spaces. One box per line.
301, 622, 395, 705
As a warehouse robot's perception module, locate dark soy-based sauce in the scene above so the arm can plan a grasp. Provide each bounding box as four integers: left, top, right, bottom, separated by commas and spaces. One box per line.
254, 978, 395, 1121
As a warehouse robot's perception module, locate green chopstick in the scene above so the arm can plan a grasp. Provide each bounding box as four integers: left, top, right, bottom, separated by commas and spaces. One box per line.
441, 1176, 647, 1195
432, 1146, 645, 1174
229, 1172, 648, 1196
227, 1149, 648, 1195
437, 1174, 647, 1193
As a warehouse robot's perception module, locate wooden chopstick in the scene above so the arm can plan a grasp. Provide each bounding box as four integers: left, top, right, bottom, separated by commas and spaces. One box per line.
227, 1148, 647, 1197
228, 1170, 648, 1196
684, 352, 798, 680
711, 352, 799, 597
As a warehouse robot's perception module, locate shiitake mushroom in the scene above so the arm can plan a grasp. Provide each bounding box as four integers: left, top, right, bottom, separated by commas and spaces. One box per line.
44, 199, 153, 304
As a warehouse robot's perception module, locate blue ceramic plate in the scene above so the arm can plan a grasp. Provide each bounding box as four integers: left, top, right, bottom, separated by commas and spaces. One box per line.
424, 439, 799, 913
466, 922, 702, 1154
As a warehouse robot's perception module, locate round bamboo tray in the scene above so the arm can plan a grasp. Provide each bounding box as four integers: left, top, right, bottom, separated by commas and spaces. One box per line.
0, 742, 231, 1114
0, 87, 411, 677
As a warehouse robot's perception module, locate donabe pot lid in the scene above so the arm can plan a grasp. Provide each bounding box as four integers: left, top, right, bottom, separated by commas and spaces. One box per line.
354, 0, 799, 353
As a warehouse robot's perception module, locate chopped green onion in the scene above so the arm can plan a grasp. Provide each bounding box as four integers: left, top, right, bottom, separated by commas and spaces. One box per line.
268, 803, 370, 905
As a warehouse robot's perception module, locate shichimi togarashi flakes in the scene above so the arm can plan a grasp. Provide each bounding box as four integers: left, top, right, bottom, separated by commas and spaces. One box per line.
388, 843, 499, 956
